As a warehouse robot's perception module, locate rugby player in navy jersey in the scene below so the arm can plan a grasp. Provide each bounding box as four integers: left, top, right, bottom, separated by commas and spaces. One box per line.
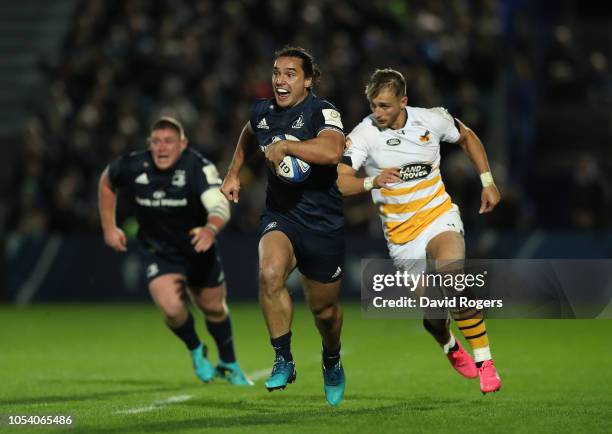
221, 47, 346, 405
98, 117, 252, 386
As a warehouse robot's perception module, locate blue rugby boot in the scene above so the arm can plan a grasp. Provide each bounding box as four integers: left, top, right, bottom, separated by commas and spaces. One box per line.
216, 361, 254, 386
323, 361, 345, 406
191, 343, 215, 383
264, 355, 296, 391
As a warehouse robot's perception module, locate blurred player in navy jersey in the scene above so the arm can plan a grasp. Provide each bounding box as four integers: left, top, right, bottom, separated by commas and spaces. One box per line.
98, 117, 252, 386
222, 47, 346, 405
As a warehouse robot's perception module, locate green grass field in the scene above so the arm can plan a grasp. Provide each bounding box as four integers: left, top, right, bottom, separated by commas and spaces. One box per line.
1, 303, 611, 433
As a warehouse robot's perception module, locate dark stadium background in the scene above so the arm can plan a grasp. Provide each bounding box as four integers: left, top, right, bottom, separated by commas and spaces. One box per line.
1, 2, 611, 433
0, 0, 610, 303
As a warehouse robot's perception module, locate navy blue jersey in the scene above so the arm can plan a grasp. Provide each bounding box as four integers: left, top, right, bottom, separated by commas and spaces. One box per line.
108, 148, 222, 257
250, 93, 345, 232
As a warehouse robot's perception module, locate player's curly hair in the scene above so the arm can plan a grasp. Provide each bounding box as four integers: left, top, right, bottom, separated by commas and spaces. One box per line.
365, 68, 406, 101
274, 46, 321, 90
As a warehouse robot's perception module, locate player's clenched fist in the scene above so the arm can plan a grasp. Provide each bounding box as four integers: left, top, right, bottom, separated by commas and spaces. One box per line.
374, 167, 403, 188
221, 174, 241, 204
190, 226, 215, 253
264, 141, 287, 167
479, 185, 501, 214
103, 226, 127, 252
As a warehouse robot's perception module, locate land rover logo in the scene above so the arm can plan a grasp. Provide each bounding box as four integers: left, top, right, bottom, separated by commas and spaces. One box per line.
386, 138, 401, 146
399, 163, 431, 181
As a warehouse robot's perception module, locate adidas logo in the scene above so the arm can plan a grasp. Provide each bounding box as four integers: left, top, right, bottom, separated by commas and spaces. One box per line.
135, 173, 149, 184
292, 114, 304, 129
147, 263, 159, 278
256, 118, 269, 129
263, 221, 278, 233
331, 266, 342, 279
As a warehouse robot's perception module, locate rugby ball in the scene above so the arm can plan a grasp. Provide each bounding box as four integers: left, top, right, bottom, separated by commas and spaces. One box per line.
269, 134, 311, 184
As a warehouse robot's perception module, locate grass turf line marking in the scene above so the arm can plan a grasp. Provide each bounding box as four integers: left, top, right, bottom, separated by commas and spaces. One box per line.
114, 394, 193, 415
114, 350, 351, 413
248, 368, 272, 381
115, 366, 271, 414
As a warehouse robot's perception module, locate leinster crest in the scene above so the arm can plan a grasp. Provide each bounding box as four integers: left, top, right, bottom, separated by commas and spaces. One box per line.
172, 170, 186, 187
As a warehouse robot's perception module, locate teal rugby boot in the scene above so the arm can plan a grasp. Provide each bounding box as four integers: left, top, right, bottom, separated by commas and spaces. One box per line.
191, 343, 215, 383
322, 361, 345, 406
264, 355, 296, 391
216, 361, 254, 386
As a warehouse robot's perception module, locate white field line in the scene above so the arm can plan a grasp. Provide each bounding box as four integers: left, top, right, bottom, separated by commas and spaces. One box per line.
247, 368, 271, 381
114, 394, 193, 415
114, 350, 350, 414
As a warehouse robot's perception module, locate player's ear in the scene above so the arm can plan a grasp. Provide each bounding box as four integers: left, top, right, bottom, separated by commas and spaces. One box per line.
180, 138, 188, 150
400, 96, 408, 108
305, 76, 313, 90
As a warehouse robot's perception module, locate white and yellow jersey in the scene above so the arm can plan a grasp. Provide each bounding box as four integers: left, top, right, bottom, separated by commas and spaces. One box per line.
345, 106, 461, 245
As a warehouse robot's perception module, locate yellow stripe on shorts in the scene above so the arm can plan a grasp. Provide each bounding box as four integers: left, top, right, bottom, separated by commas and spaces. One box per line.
385, 198, 453, 244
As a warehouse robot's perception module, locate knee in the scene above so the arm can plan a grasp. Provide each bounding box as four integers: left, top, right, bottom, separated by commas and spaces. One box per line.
423, 317, 448, 334
163, 303, 188, 326
259, 263, 285, 295
312, 303, 338, 323
150, 277, 187, 324
201, 301, 227, 320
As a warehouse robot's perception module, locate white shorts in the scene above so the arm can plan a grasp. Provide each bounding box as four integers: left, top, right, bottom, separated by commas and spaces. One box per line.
388, 204, 464, 274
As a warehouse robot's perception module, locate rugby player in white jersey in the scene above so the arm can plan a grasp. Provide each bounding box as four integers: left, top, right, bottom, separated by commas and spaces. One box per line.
337, 69, 501, 394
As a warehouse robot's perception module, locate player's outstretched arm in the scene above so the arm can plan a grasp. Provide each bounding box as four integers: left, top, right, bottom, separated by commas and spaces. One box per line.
455, 118, 501, 214
265, 129, 344, 167
98, 167, 127, 252
337, 163, 402, 196
221, 121, 257, 204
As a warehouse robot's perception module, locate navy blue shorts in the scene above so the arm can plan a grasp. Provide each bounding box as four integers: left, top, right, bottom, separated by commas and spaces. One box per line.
136, 242, 225, 289
259, 211, 345, 283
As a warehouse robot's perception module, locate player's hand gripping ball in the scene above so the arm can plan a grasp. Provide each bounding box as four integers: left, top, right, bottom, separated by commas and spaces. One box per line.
269, 134, 311, 184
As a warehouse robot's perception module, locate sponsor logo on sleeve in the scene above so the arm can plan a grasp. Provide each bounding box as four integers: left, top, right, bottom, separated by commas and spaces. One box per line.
202, 164, 221, 184
322, 109, 343, 129
343, 137, 353, 156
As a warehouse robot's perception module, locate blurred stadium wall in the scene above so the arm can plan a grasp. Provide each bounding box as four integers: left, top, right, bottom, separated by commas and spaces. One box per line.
1, 0, 610, 302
